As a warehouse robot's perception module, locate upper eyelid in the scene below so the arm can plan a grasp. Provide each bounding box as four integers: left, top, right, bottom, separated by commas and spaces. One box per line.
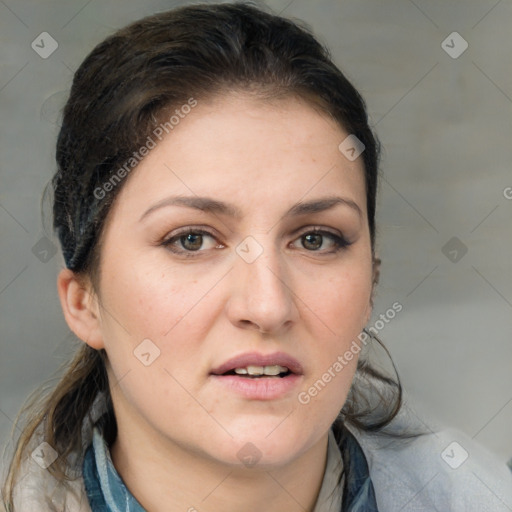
163, 226, 218, 243
165, 225, 345, 241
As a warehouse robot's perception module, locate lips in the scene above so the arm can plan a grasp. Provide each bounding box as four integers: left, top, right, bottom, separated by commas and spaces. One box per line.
210, 351, 303, 400
210, 351, 304, 376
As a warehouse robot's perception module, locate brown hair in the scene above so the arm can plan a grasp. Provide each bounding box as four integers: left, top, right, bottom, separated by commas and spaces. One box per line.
2, 2, 424, 509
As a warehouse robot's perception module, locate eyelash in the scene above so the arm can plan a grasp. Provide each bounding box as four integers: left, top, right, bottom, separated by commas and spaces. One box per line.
160, 226, 352, 258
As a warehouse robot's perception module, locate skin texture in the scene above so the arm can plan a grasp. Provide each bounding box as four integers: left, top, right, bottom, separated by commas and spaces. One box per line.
58, 92, 376, 512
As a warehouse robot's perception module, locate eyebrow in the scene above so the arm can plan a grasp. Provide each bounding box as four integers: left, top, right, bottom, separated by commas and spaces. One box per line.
139, 195, 363, 222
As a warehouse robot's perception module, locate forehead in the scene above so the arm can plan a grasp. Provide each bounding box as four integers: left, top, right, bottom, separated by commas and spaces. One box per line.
108, 92, 367, 223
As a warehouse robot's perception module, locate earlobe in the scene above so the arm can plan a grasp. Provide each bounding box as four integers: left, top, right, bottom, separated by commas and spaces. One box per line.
56, 268, 105, 350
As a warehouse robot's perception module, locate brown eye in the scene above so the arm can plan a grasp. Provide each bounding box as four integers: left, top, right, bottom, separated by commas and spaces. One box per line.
180, 233, 203, 251
302, 233, 323, 250
162, 229, 221, 257
293, 229, 351, 253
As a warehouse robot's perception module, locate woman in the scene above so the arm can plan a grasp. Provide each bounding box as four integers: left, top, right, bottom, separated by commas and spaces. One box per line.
2, 2, 511, 511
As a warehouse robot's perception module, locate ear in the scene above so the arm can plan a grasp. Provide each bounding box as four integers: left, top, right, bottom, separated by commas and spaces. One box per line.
57, 268, 105, 350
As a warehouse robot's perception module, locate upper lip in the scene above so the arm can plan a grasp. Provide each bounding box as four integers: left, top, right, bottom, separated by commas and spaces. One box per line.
210, 351, 304, 375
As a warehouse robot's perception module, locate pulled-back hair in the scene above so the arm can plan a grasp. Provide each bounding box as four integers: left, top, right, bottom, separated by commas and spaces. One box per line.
2, 2, 421, 509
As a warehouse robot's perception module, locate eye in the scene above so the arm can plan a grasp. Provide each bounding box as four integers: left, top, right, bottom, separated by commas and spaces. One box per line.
161, 226, 351, 258
291, 228, 351, 253
161, 228, 222, 256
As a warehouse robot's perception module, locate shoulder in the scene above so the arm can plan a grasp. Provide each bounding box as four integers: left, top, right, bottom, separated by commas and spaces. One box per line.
8, 429, 91, 512
350, 407, 512, 512
4, 392, 110, 512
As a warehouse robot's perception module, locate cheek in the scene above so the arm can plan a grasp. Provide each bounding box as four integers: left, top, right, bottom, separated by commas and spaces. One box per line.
296, 261, 371, 398
99, 261, 215, 428
100, 257, 206, 339
97, 257, 224, 388
306, 264, 372, 336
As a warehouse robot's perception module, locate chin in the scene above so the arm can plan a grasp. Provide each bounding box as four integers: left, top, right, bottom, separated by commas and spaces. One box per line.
208, 418, 312, 468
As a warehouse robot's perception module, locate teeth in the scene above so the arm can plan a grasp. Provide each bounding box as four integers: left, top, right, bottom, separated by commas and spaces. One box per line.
234, 365, 289, 376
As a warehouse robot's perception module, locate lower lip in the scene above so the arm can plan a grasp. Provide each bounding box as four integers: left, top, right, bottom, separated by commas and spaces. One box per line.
210, 374, 302, 400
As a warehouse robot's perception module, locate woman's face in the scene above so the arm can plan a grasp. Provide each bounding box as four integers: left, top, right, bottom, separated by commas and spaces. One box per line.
91, 92, 374, 467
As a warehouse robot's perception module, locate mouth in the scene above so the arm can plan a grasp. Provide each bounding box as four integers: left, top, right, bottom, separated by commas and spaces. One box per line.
220, 365, 292, 378
209, 351, 303, 400
210, 351, 303, 378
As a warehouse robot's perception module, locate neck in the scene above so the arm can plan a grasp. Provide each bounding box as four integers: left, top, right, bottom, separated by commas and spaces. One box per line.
109, 404, 329, 512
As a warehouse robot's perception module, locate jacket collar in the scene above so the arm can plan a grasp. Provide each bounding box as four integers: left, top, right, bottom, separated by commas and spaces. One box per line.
333, 423, 379, 511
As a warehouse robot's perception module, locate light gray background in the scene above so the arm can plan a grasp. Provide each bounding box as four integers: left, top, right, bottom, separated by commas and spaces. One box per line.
1, 0, 511, 475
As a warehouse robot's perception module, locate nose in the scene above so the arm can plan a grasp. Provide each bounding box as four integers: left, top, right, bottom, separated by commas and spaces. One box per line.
225, 238, 299, 335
